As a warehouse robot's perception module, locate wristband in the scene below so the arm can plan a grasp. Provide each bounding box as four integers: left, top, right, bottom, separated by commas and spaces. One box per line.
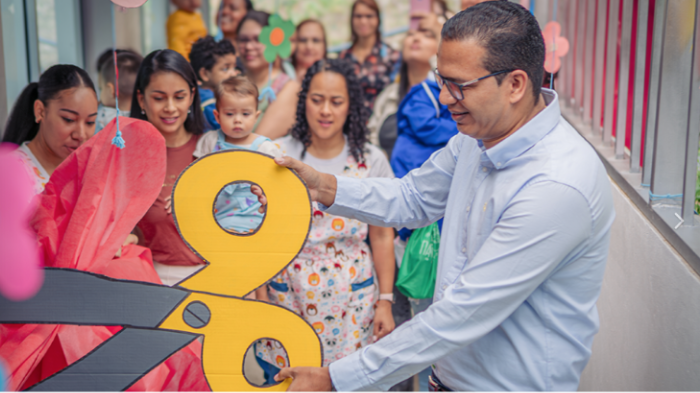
378, 293, 394, 303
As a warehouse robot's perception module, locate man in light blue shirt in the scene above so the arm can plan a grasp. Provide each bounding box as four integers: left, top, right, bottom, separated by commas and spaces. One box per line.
265, 2, 614, 390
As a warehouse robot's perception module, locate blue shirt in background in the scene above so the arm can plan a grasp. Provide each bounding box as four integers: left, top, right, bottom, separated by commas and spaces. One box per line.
390, 79, 458, 178
326, 89, 615, 391
391, 79, 457, 239
199, 87, 218, 132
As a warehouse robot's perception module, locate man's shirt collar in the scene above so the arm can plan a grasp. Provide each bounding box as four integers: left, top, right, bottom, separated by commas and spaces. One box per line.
479, 88, 560, 170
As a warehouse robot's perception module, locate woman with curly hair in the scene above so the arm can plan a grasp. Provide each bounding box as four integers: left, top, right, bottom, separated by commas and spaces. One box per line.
259, 59, 396, 372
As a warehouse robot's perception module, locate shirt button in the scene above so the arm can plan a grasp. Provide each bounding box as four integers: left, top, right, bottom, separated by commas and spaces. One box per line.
442, 284, 448, 290
482, 167, 488, 172
496, 162, 502, 167
461, 247, 466, 253
466, 206, 470, 212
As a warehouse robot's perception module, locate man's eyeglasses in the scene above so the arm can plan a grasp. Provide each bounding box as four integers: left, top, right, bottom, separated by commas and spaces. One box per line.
433, 69, 513, 101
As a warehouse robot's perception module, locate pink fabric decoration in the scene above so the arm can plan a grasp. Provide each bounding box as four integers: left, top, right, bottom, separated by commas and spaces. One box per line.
543, 21, 570, 73
0, 143, 43, 301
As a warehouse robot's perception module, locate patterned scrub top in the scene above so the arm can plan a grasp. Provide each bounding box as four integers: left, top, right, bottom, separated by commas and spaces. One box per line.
255, 136, 394, 371
16, 142, 50, 194
339, 41, 400, 111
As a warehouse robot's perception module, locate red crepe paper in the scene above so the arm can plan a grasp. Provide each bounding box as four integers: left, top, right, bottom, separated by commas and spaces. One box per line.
0, 118, 209, 391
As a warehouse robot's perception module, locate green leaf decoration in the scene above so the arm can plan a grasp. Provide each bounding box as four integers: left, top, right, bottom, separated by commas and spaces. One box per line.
260, 14, 296, 63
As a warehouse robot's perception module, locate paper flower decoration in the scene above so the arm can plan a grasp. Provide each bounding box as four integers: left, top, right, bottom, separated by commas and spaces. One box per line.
260, 14, 295, 63
542, 21, 569, 73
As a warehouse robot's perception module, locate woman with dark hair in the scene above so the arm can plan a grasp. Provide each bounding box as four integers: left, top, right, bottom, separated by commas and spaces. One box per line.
217, 0, 253, 45
261, 59, 396, 367
130, 49, 206, 285
235, 10, 300, 139
3, 64, 98, 194
291, 19, 327, 83
339, 0, 400, 111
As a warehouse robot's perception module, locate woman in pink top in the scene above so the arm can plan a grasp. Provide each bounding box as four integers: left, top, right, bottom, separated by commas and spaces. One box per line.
235, 10, 301, 139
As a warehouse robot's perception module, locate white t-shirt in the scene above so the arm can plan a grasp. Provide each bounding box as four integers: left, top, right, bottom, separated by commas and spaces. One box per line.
193, 130, 282, 158
277, 135, 394, 179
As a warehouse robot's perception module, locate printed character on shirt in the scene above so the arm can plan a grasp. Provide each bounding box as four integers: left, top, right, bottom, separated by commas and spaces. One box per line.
192, 75, 280, 233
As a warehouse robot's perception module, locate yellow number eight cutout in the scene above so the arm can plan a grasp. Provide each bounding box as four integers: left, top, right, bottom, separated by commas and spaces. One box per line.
172, 150, 311, 297
161, 150, 321, 391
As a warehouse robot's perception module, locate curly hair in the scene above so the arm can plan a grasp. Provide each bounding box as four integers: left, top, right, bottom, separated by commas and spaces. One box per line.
189, 36, 236, 82
291, 59, 369, 163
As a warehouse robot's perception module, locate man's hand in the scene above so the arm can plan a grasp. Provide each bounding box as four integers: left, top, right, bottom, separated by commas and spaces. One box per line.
274, 366, 332, 391
251, 156, 338, 208
373, 300, 396, 341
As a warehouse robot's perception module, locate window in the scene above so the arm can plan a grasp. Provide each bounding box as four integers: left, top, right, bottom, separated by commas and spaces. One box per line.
554, 0, 700, 273
36, 0, 59, 73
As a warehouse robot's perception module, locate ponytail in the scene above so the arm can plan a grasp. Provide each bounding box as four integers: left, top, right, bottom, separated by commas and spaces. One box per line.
2, 64, 96, 145
2, 83, 40, 144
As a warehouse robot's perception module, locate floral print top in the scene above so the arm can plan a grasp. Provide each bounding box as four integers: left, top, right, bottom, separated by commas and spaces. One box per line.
339, 41, 400, 111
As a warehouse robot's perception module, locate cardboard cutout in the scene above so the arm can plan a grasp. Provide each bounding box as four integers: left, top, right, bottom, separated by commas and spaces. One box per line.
0, 138, 322, 390
258, 13, 295, 102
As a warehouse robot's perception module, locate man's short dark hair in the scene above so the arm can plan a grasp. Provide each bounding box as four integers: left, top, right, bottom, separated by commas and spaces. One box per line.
441, 1, 545, 101
98, 49, 143, 99
189, 36, 236, 82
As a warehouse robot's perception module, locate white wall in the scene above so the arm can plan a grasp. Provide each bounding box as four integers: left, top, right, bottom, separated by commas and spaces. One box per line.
579, 181, 700, 390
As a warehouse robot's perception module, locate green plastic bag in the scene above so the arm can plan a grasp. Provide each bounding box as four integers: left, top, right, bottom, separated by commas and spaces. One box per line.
396, 222, 440, 299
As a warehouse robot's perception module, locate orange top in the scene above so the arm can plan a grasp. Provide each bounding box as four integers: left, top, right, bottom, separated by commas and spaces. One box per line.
166, 9, 207, 60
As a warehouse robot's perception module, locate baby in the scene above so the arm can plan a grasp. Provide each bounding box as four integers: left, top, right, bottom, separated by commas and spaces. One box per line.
193, 75, 281, 234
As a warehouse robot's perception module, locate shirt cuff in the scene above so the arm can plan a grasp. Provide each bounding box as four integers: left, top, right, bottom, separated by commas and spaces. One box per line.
321, 176, 363, 215
328, 350, 373, 391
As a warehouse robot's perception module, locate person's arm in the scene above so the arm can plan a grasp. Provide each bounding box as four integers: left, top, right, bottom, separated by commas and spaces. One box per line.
368, 225, 395, 340
323, 135, 462, 228
167, 13, 191, 59
254, 134, 463, 228
327, 181, 594, 391
255, 80, 301, 140
276, 180, 595, 391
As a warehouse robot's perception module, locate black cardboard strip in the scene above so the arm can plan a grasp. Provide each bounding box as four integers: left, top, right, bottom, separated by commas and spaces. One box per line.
26, 327, 198, 391
0, 268, 189, 328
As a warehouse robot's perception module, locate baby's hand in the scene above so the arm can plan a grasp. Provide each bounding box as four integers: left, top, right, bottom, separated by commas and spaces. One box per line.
251, 186, 267, 214
164, 196, 172, 214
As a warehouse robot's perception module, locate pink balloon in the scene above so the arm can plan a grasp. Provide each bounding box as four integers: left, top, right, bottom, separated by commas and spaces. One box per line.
0, 143, 43, 301
110, 0, 148, 8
